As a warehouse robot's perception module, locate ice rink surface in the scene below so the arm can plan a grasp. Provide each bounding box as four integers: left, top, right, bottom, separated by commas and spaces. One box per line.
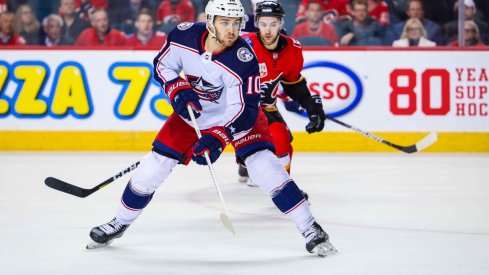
1, 152, 488, 275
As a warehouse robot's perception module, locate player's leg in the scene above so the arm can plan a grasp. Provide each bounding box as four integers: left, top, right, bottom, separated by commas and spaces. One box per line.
238, 109, 292, 186
233, 111, 336, 256
88, 114, 197, 248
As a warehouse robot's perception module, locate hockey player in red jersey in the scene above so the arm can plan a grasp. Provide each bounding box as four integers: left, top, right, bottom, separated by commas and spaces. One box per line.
239, 1, 326, 186
87, 0, 336, 257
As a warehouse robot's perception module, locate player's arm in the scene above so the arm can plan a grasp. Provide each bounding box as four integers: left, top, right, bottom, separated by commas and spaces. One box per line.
282, 77, 326, 133
191, 59, 260, 166
152, 30, 202, 120
220, 65, 260, 140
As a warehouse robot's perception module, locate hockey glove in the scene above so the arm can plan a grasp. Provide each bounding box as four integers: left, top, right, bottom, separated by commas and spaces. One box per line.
305, 95, 326, 133
165, 78, 202, 120
284, 99, 304, 114
192, 126, 231, 165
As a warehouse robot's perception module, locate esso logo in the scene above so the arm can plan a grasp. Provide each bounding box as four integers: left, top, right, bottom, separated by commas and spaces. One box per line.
302, 61, 363, 117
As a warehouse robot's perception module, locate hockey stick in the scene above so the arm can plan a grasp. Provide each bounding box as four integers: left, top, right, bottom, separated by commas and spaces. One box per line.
45, 162, 140, 198
324, 115, 437, 153
187, 105, 236, 235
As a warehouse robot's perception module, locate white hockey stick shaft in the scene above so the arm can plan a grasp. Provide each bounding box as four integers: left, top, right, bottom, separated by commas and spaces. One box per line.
187, 105, 235, 235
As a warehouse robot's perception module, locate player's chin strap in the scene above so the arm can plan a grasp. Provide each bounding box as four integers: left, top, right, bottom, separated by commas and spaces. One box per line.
206, 22, 224, 47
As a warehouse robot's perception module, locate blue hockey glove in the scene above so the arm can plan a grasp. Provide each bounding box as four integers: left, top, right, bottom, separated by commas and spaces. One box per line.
192, 126, 231, 165
283, 99, 304, 114
305, 95, 326, 133
165, 78, 202, 120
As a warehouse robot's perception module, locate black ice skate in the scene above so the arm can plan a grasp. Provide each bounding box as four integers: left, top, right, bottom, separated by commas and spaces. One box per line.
238, 166, 257, 187
302, 222, 337, 257
86, 218, 129, 249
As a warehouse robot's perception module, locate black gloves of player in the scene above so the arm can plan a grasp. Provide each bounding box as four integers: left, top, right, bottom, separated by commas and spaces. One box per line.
192, 126, 231, 165
304, 95, 326, 133
165, 77, 202, 120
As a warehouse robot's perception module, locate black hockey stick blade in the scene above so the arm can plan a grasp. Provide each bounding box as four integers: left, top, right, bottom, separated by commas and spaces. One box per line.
45, 177, 95, 198
325, 115, 438, 153
44, 161, 140, 198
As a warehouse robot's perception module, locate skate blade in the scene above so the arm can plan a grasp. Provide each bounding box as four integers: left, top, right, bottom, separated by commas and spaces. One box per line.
314, 240, 338, 257
238, 176, 248, 183
246, 179, 258, 187
86, 240, 113, 249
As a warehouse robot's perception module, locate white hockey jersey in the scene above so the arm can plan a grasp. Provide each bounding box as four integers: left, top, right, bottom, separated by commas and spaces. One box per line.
153, 22, 261, 140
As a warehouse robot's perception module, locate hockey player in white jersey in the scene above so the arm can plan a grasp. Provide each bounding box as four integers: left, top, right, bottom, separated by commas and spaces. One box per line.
87, 0, 337, 257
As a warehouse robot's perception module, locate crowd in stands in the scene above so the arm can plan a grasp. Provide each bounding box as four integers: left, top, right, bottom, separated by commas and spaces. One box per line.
0, 0, 488, 47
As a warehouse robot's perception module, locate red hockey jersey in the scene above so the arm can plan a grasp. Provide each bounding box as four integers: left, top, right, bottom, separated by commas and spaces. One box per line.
241, 32, 304, 107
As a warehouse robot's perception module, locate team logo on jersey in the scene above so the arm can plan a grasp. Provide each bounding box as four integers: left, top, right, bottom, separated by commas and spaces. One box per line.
177, 22, 194, 30
260, 73, 283, 106
187, 75, 223, 102
237, 47, 254, 62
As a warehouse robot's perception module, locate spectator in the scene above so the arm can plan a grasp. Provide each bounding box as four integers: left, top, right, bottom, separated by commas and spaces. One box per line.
195, 11, 206, 23
125, 8, 167, 47
14, 4, 41, 45
338, 0, 384, 46
387, 0, 445, 45
445, 0, 488, 45
41, 14, 70, 46
156, 0, 195, 25
75, 0, 93, 20
0, 0, 7, 13
450, 20, 486, 46
296, 0, 350, 24
392, 17, 435, 46
368, 0, 390, 25
75, 8, 126, 46
0, 10, 26, 45
292, 0, 338, 46
109, 0, 153, 29
59, 0, 90, 45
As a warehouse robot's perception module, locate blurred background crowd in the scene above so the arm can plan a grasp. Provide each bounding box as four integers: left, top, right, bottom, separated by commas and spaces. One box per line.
0, 0, 488, 47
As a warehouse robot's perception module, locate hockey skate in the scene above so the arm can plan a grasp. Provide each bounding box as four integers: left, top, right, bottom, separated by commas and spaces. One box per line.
238, 166, 258, 187
302, 222, 337, 257
86, 218, 129, 249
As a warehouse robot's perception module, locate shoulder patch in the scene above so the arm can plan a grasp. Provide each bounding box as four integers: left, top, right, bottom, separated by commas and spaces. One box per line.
237, 47, 254, 62
177, 22, 194, 30
291, 37, 302, 48
243, 36, 253, 46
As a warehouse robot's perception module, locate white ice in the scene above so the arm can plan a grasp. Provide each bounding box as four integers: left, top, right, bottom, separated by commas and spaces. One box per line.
1, 152, 488, 275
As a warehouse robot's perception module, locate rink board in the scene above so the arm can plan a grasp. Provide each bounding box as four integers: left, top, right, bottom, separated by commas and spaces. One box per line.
1, 47, 488, 152
1, 131, 488, 152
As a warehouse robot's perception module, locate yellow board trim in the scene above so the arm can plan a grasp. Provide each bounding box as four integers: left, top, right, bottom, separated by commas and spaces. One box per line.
0, 131, 488, 153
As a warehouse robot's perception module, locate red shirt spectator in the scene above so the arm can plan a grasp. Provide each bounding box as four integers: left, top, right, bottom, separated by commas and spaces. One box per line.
126, 31, 167, 47
292, 1, 338, 46
76, 27, 126, 45
75, 9, 126, 46
0, 0, 7, 13
296, 0, 350, 23
368, 0, 390, 25
156, 0, 195, 25
126, 9, 167, 48
0, 11, 26, 45
0, 33, 26, 45
75, 0, 107, 9
292, 22, 338, 45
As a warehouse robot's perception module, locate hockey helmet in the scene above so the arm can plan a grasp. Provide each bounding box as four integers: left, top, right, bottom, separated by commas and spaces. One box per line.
254, 1, 285, 28
251, 0, 277, 13
205, 0, 245, 24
